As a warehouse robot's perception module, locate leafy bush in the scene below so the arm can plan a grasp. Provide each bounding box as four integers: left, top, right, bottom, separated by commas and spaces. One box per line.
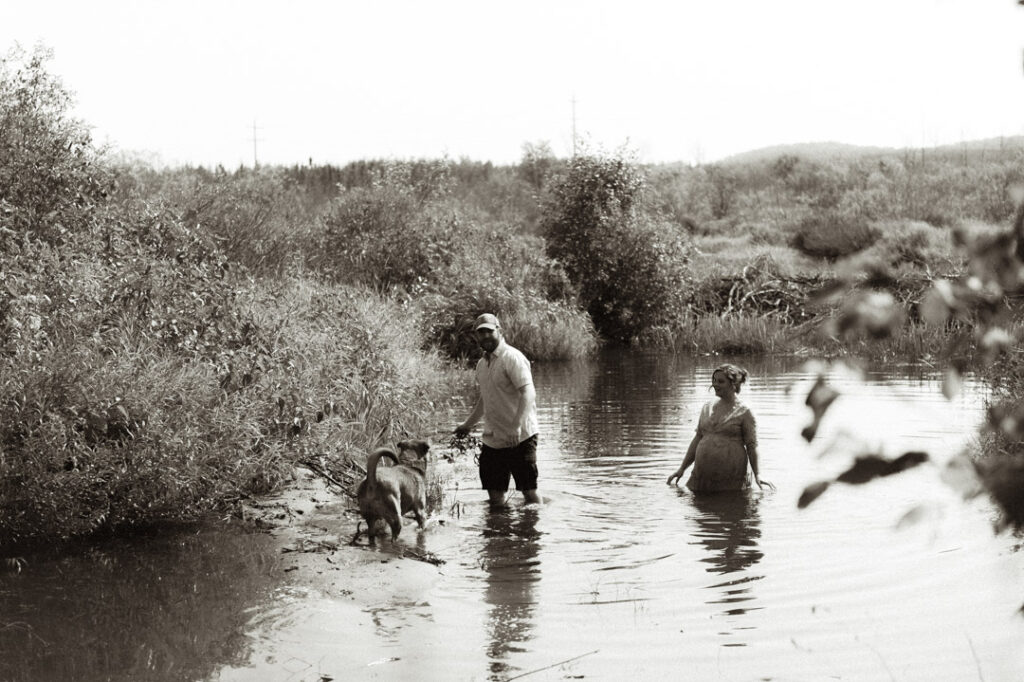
647, 164, 710, 226
310, 161, 457, 290
518, 141, 558, 191
541, 152, 691, 343
0, 45, 112, 242
843, 220, 958, 273
132, 166, 317, 277
701, 164, 740, 219
422, 290, 597, 362
790, 211, 880, 260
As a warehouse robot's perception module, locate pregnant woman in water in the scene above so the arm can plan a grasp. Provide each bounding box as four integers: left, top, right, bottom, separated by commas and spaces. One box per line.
667, 363, 775, 492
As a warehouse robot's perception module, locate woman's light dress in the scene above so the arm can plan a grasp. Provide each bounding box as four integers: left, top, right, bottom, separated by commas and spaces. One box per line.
686, 399, 757, 492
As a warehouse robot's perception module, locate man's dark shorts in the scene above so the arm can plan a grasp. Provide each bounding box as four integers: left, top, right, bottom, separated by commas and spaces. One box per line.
479, 435, 538, 491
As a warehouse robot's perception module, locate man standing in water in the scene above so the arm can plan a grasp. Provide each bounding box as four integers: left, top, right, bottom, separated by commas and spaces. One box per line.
455, 313, 541, 508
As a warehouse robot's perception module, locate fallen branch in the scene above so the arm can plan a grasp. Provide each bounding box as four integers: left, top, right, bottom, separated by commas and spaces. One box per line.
299, 459, 357, 499
506, 649, 600, 680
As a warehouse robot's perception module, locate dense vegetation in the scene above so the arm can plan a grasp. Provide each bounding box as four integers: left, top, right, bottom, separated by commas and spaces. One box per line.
2, 45, 1023, 545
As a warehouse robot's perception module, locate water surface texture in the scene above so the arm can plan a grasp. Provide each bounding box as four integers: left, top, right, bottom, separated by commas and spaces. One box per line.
3, 352, 1022, 681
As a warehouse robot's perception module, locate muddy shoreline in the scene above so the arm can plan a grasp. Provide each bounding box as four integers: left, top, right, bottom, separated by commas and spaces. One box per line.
237, 465, 446, 609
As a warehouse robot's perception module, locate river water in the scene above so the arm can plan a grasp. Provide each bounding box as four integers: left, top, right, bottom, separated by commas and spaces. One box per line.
2, 352, 1022, 681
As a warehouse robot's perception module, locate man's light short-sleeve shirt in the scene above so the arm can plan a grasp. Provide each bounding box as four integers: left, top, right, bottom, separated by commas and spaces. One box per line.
475, 340, 538, 448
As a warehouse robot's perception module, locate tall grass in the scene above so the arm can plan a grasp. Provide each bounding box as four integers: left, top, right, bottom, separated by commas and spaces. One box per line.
667, 315, 794, 355
493, 301, 599, 361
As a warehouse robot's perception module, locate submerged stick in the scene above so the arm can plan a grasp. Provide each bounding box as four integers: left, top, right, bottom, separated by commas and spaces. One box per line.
505, 649, 600, 680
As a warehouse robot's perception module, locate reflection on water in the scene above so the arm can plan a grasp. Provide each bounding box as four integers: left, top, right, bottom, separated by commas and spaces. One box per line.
480, 508, 541, 679
688, 491, 763, 577
0, 525, 281, 682
685, 491, 765, 637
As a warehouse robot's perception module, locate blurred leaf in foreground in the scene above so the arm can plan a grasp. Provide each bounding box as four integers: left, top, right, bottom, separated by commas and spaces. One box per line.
976, 456, 1024, 531
797, 481, 830, 509
798, 451, 929, 508
801, 375, 839, 442
835, 451, 929, 485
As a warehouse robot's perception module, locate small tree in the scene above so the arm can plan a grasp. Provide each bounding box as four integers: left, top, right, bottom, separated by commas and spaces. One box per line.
702, 163, 739, 219
0, 44, 110, 240
541, 152, 690, 343
312, 161, 455, 291
518, 140, 557, 191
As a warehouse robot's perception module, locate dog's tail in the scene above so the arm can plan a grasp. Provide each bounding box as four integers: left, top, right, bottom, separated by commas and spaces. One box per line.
365, 447, 400, 493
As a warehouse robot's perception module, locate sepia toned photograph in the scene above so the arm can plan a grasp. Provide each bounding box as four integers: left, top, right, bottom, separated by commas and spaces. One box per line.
2, 2, 1024, 680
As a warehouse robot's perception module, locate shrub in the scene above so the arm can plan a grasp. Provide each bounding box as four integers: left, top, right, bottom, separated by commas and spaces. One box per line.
647, 164, 711, 225
310, 161, 456, 290
666, 315, 791, 354
843, 220, 958, 273
541, 152, 692, 343
0, 45, 112, 242
518, 141, 557, 191
790, 211, 880, 260
422, 291, 597, 362
701, 164, 740, 219
131, 166, 316, 277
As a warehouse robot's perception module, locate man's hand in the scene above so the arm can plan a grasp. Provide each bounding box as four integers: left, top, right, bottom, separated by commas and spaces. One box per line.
503, 428, 524, 448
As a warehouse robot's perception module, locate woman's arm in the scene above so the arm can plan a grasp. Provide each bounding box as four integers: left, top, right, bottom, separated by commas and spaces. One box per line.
742, 408, 774, 491
667, 433, 701, 485
745, 443, 775, 491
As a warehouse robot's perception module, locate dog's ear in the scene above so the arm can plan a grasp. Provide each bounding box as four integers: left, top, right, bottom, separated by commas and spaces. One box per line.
397, 439, 430, 458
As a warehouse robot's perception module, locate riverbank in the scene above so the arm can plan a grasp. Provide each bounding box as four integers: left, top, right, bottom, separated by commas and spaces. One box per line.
237, 463, 446, 591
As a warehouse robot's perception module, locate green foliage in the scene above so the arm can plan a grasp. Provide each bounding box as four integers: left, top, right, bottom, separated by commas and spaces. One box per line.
800, 201, 1024, 528
311, 161, 455, 290
130, 165, 317, 277
669, 315, 791, 355
0, 45, 112, 242
646, 164, 706, 228
422, 291, 597, 362
842, 220, 958, 273
790, 211, 881, 260
415, 213, 593, 362
541, 152, 691, 343
701, 164, 741, 219
518, 140, 557, 191
0, 54, 460, 544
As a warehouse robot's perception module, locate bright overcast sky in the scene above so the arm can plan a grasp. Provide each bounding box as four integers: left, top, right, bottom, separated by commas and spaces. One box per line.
4, 0, 1024, 168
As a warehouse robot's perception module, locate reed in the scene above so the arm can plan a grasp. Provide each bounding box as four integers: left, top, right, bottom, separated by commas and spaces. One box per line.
666, 315, 794, 355
500, 303, 599, 361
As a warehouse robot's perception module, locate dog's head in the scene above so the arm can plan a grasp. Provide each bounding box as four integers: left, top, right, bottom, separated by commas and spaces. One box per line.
395, 439, 430, 462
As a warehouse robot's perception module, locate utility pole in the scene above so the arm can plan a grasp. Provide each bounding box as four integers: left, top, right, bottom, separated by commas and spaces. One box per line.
251, 119, 263, 168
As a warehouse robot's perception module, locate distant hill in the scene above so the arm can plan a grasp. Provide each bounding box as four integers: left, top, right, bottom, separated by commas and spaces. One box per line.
717, 136, 1024, 166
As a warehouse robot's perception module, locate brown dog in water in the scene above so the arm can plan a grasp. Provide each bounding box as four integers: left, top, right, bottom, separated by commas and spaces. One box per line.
355, 439, 430, 544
